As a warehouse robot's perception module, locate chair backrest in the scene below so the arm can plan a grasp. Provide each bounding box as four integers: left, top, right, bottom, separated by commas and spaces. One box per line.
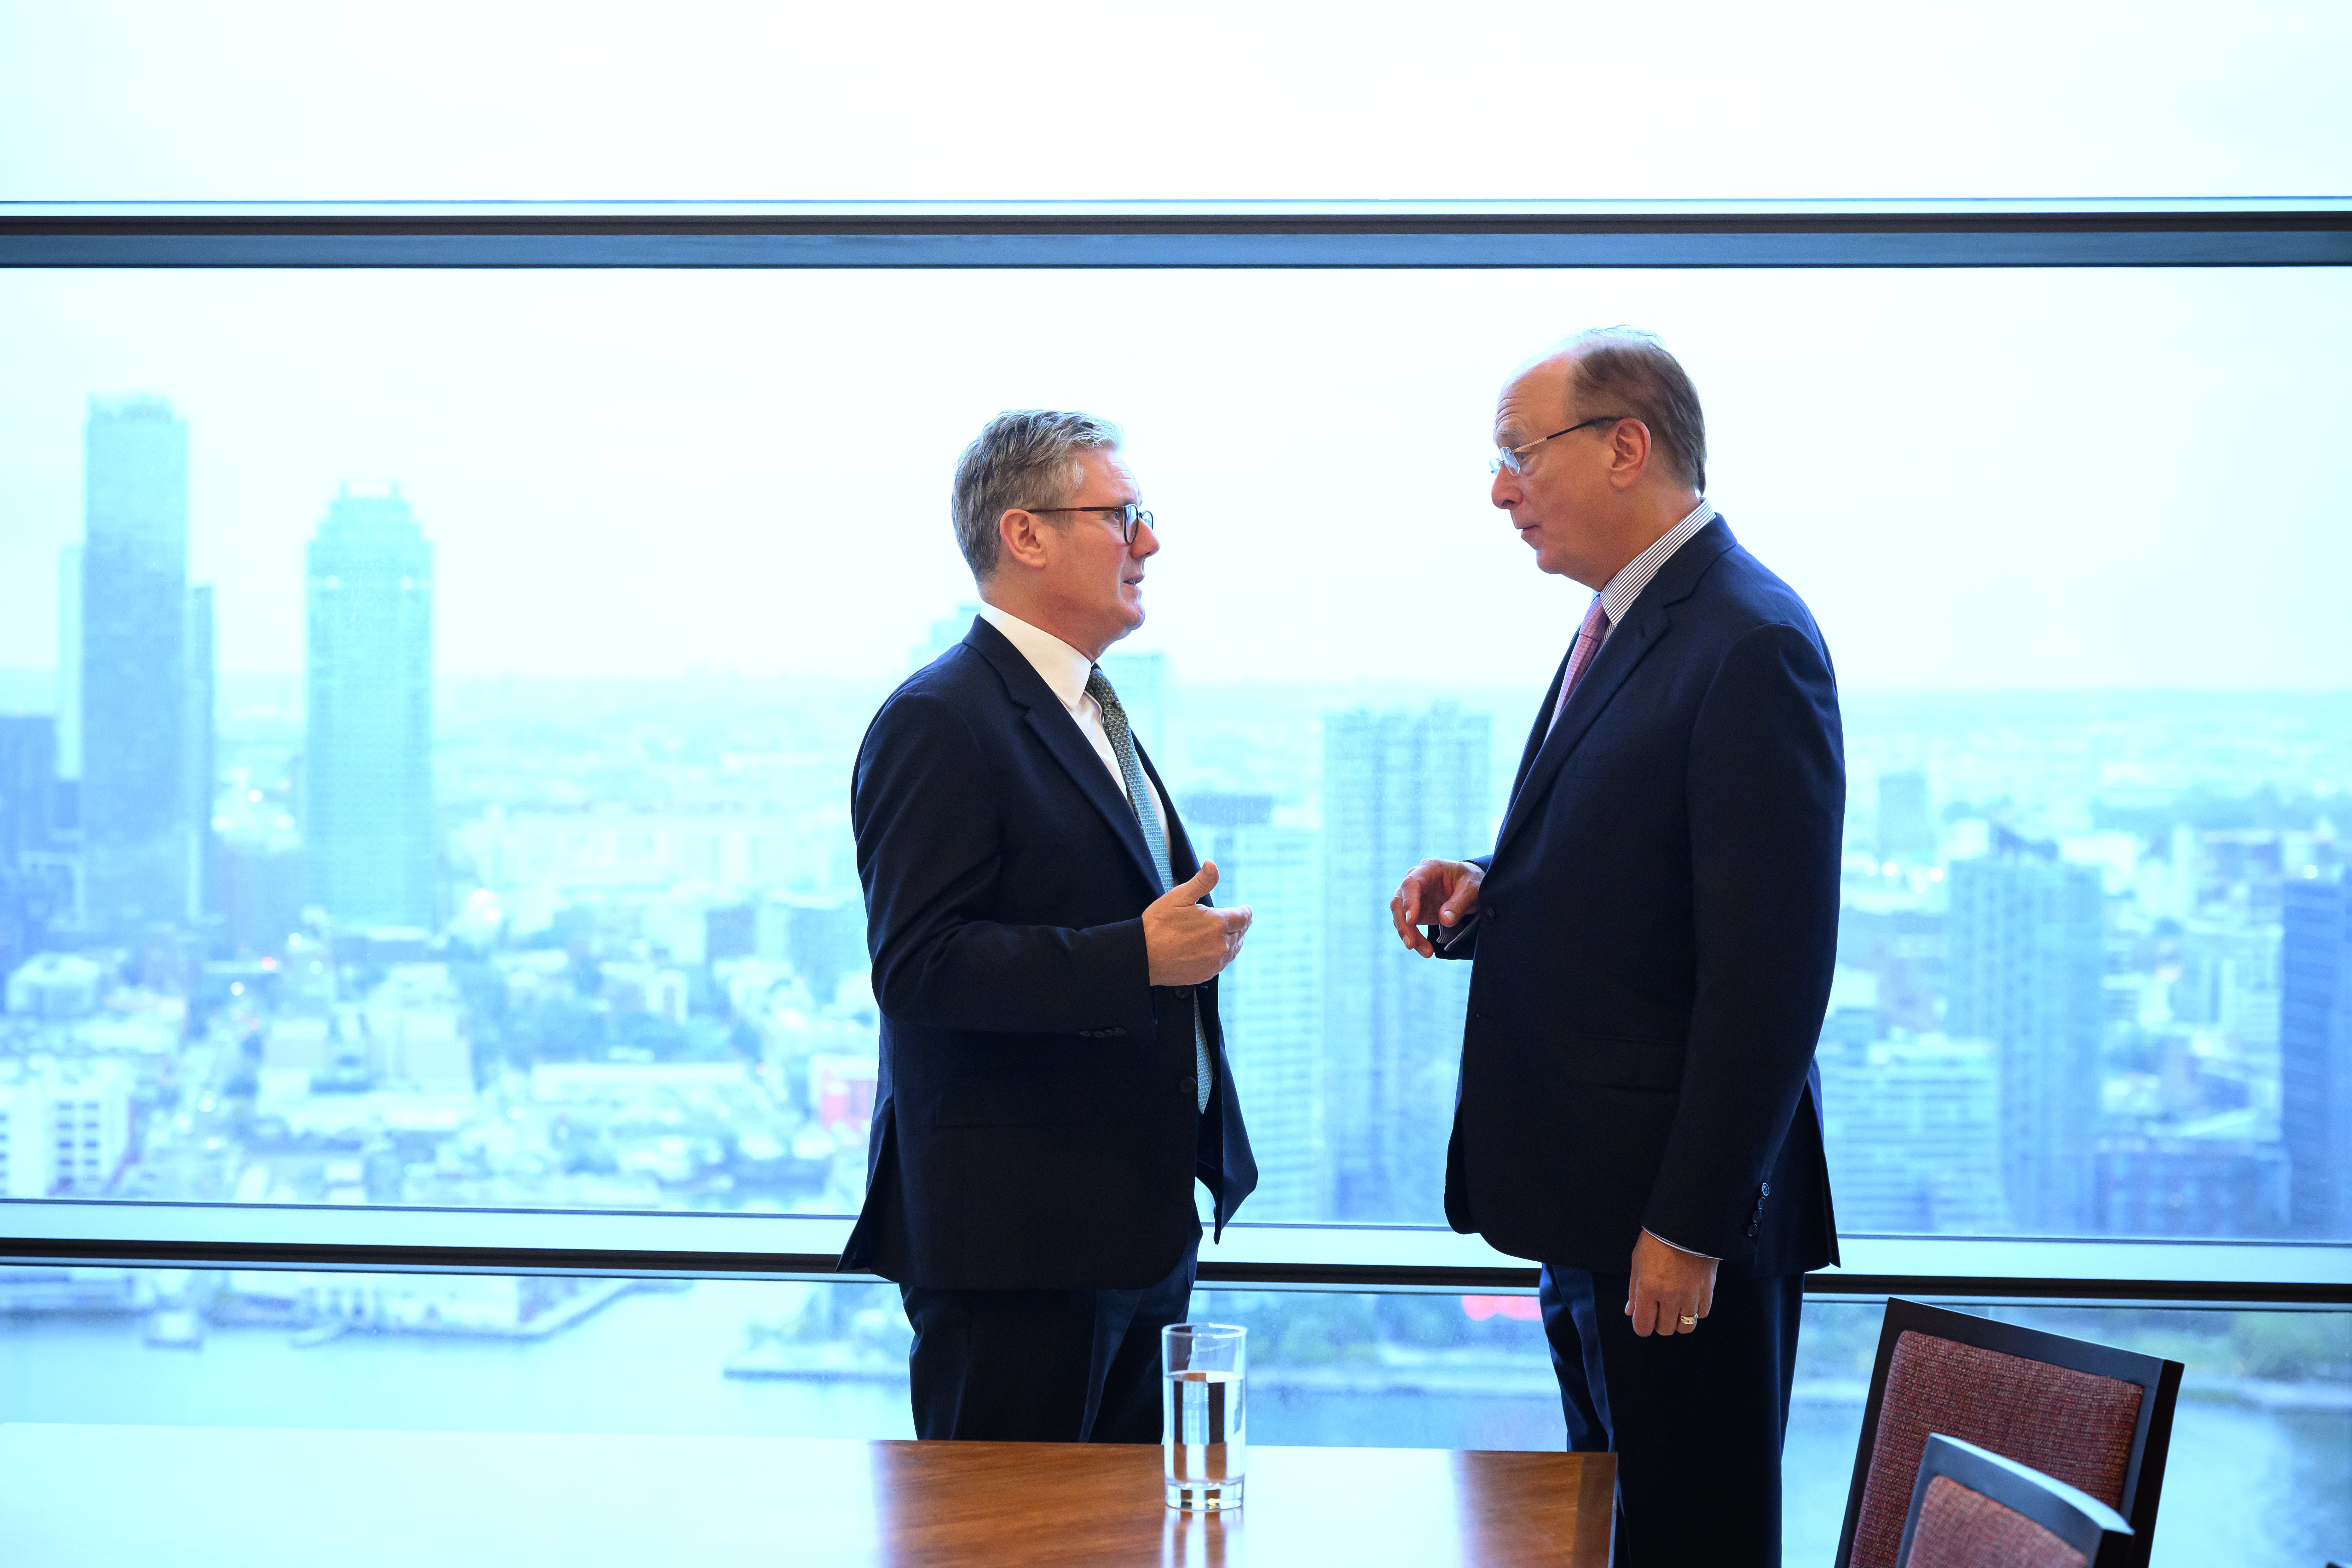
1835, 1299, 2183, 1568
1896, 1434, 2135, 1568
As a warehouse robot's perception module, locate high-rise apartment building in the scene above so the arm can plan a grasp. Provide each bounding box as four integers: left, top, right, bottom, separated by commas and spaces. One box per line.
1321, 705, 1489, 1223
79, 397, 189, 934
1188, 791, 1323, 1219
2281, 877, 2351, 1237
1820, 1032, 2008, 1233
1946, 849, 2107, 1232
305, 486, 436, 929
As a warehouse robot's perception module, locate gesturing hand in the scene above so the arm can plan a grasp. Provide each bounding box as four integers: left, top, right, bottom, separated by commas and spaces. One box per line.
1144, 860, 1253, 987
1625, 1230, 1718, 1338
1390, 859, 1483, 957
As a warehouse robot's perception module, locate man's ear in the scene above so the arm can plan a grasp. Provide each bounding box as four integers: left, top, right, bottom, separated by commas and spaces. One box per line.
997, 506, 1049, 570
1607, 418, 1654, 491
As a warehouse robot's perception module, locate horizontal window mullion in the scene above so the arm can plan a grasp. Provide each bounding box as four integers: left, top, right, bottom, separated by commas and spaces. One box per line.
7, 1203, 2346, 1304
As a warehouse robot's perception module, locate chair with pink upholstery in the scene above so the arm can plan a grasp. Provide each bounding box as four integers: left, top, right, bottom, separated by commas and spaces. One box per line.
1835, 1299, 2182, 1568
1895, 1434, 2134, 1568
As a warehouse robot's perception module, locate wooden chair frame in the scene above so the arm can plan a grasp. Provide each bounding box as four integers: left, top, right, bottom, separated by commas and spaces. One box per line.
1896, 1434, 2135, 1568
1836, 1299, 2183, 1568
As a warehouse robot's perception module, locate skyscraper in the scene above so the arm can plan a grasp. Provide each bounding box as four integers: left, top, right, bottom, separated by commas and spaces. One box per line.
79, 397, 189, 934
305, 486, 436, 929
184, 583, 217, 923
53, 544, 81, 830
1321, 705, 1490, 1223
1188, 791, 1323, 1219
0, 716, 60, 975
1946, 848, 2107, 1233
2281, 877, 2351, 1237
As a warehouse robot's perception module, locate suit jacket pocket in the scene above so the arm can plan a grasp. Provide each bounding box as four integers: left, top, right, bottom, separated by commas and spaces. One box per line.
1551, 1032, 1684, 1092
933, 1037, 1101, 1128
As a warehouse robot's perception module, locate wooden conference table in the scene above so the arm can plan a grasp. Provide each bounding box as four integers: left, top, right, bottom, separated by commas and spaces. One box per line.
0, 1424, 1615, 1567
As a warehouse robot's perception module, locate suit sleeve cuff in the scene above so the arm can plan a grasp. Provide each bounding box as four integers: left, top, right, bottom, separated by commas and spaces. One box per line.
1643, 1228, 1719, 1262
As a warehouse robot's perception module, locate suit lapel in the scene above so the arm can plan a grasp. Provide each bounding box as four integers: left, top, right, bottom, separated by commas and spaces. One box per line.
1505, 645, 1574, 819
1491, 521, 1739, 863
965, 620, 1164, 894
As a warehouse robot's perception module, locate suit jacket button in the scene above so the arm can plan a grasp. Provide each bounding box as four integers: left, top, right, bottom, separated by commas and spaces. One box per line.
1179, 1076, 1198, 1102
1760, 1181, 1771, 1196
1746, 1222, 1759, 1237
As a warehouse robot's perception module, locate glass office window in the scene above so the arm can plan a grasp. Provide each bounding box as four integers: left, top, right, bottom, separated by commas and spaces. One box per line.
0, 265, 2348, 1243
2, 1267, 2343, 1566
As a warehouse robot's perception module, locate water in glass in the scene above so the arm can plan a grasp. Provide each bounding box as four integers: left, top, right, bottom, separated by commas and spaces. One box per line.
1163, 1323, 1246, 1511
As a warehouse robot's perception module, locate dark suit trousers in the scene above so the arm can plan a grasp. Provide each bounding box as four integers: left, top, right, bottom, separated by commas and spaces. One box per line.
1539, 1264, 1806, 1567
900, 1239, 1198, 1442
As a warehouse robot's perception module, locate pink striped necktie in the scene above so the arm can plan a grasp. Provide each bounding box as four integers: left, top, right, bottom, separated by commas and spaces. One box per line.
1546, 596, 1611, 738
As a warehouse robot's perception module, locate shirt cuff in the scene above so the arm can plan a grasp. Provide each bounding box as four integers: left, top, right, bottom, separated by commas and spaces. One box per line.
1643, 1228, 1720, 1262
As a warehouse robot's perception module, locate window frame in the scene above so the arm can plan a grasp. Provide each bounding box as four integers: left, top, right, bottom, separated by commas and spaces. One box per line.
4, 198, 2349, 1307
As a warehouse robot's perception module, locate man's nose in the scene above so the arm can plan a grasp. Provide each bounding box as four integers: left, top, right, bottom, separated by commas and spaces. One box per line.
1131, 520, 1161, 558
1491, 469, 1520, 510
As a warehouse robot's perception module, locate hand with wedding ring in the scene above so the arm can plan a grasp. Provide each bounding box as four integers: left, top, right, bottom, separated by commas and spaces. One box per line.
1626, 1229, 1717, 1337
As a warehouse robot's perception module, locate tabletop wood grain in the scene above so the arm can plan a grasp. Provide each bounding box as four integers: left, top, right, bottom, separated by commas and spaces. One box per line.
0, 1423, 1615, 1568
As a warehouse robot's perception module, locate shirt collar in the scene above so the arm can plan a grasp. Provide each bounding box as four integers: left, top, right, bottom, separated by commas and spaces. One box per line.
1596, 497, 1717, 627
976, 601, 1096, 713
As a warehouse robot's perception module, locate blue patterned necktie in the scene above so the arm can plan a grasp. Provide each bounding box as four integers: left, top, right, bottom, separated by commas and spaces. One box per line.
1086, 666, 1213, 1114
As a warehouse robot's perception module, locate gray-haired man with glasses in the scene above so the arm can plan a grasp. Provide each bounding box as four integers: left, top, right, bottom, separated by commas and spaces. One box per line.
1394, 329, 1843, 1564
840, 408, 1258, 1443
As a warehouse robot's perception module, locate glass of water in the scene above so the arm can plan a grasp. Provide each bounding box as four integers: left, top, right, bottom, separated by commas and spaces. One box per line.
1162, 1322, 1246, 1511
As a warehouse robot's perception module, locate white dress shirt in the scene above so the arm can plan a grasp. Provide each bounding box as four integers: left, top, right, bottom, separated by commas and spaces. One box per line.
1593, 496, 1718, 650
976, 603, 1172, 841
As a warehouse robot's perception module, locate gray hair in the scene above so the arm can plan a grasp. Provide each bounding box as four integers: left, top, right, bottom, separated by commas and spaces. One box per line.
1561, 327, 1707, 494
951, 409, 1124, 581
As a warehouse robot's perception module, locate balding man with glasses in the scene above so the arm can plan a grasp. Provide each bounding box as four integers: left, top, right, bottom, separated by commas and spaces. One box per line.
1392, 330, 1843, 1564
840, 409, 1257, 1443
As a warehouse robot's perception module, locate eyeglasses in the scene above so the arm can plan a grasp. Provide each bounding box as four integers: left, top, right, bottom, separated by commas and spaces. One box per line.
1021, 501, 1155, 545
1489, 415, 1632, 476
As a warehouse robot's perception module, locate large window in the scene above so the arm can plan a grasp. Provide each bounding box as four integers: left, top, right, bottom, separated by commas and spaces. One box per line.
1, 263, 2347, 1250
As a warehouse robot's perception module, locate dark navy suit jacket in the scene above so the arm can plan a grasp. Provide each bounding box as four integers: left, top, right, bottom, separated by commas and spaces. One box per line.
1441, 517, 1842, 1277
838, 617, 1256, 1291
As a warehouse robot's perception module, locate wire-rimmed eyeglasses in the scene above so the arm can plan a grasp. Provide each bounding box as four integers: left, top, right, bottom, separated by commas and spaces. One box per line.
1489, 415, 1631, 476
1021, 501, 1155, 544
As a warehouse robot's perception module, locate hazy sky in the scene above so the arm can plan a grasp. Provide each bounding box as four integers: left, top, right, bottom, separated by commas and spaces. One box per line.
0, 266, 2346, 691
2, 2, 2347, 201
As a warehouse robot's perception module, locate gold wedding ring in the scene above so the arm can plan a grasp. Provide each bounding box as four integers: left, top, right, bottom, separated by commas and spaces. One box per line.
1677, 1314, 1697, 1328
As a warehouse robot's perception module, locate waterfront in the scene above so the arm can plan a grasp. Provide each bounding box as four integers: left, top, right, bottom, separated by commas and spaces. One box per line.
1, 1280, 2343, 1564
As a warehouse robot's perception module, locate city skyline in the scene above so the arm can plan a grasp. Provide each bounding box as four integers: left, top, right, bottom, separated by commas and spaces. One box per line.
2, 308, 2349, 1245
4, 268, 2351, 690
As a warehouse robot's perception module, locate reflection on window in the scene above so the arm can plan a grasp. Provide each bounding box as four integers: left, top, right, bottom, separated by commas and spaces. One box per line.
0, 269, 2347, 1242
1, 1267, 2343, 1566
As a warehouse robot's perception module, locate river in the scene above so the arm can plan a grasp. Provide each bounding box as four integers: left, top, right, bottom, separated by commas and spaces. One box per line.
0, 1281, 2342, 1564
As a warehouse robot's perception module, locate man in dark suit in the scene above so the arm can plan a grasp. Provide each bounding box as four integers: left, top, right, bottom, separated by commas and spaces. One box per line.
1391, 329, 1842, 1565
841, 408, 1257, 1443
